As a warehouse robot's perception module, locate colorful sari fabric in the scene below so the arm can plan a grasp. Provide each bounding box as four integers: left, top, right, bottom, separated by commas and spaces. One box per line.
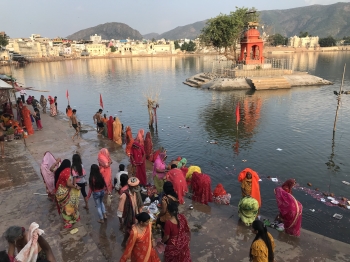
40, 152, 57, 197
107, 116, 114, 140
120, 223, 160, 262
135, 129, 145, 146
164, 214, 191, 262
48, 96, 57, 116
275, 187, 303, 236
21, 106, 34, 135
55, 168, 80, 226
282, 179, 296, 194
144, 132, 153, 161
130, 141, 147, 185
113, 117, 122, 145
153, 152, 167, 193
238, 168, 261, 207
177, 158, 187, 168
185, 166, 201, 180
98, 148, 113, 193
159, 195, 179, 222
251, 232, 275, 262
191, 172, 212, 205
238, 196, 259, 226
125, 126, 134, 156
166, 168, 188, 204
103, 122, 108, 137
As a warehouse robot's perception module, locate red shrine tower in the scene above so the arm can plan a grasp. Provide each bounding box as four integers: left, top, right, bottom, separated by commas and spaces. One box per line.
239, 22, 264, 64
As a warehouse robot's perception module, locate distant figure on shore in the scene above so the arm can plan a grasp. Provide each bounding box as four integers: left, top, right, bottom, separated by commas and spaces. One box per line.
113, 117, 122, 145
238, 168, 261, 207
48, 96, 57, 116
31, 96, 39, 110
21, 105, 34, 135
98, 148, 113, 194
66, 105, 73, 127
93, 109, 104, 135
54, 96, 57, 112
274, 182, 303, 237
71, 109, 80, 141
33, 108, 43, 131
4, 223, 56, 262
249, 220, 275, 262
20, 89, 27, 103
54, 159, 80, 229
40, 95, 47, 114
87, 164, 107, 223
0, 119, 6, 158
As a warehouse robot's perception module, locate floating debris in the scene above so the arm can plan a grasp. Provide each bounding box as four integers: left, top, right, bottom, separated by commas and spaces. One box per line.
276, 148, 283, 151
271, 178, 278, 182
333, 213, 343, 220
307, 183, 312, 187
342, 181, 350, 185
242, 159, 247, 162
310, 209, 315, 212
331, 200, 339, 205
70, 228, 79, 234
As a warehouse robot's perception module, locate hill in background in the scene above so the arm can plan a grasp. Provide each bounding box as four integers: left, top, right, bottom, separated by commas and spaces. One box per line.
143, 32, 159, 40
67, 22, 143, 40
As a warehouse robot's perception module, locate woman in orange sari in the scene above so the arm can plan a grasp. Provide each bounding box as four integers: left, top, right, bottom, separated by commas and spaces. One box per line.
125, 126, 134, 156
120, 212, 160, 262
98, 148, 113, 194
113, 117, 122, 145
21, 105, 34, 135
238, 168, 261, 207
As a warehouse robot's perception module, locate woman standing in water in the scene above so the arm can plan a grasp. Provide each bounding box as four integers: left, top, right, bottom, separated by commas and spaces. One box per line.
113, 117, 122, 145
238, 168, 261, 207
249, 220, 275, 262
98, 148, 113, 194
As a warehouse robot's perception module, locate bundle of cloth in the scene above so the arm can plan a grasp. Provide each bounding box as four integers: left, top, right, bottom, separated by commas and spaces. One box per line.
212, 183, 231, 205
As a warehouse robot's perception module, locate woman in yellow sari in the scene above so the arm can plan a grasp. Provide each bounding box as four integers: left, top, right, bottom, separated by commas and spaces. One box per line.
120, 212, 160, 262
113, 117, 122, 145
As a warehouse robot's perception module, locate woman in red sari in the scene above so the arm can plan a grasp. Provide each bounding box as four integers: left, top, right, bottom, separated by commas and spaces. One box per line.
275, 186, 303, 236
135, 129, 145, 147
166, 164, 188, 204
107, 116, 114, 140
130, 141, 147, 186
162, 202, 191, 262
282, 178, 296, 194
98, 148, 113, 194
191, 172, 212, 205
125, 126, 134, 157
21, 105, 34, 135
120, 212, 160, 262
144, 132, 153, 161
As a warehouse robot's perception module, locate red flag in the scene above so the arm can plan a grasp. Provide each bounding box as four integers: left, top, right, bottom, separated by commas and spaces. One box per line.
66, 90, 70, 105
235, 103, 240, 125
100, 94, 104, 109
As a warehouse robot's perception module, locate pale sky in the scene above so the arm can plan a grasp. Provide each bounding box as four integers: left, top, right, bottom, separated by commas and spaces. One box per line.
1, 0, 345, 38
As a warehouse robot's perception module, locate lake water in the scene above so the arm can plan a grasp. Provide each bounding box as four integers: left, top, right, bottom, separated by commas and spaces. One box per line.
8, 52, 350, 243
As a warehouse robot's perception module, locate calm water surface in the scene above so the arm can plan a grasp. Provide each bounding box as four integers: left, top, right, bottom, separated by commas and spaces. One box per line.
10, 52, 350, 243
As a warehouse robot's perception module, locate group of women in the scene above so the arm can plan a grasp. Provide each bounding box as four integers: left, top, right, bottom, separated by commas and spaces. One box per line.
40, 148, 113, 228
98, 114, 123, 145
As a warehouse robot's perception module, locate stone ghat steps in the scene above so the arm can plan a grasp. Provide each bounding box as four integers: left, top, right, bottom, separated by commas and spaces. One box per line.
183, 73, 215, 87
250, 77, 291, 90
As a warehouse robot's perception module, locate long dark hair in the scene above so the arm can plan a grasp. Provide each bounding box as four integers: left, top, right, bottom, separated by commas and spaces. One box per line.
135, 212, 150, 223
163, 181, 178, 199
54, 159, 71, 186
250, 220, 274, 262
120, 173, 128, 188
71, 154, 83, 177
167, 201, 180, 228
89, 164, 106, 191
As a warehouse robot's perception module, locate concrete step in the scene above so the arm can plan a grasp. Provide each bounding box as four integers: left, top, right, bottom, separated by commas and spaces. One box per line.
251, 77, 291, 90
183, 81, 199, 87
194, 77, 207, 82
199, 74, 213, 80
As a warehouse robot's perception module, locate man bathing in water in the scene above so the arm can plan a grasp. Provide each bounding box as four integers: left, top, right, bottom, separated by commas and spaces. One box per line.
71, 109, 80, 141
93, 109, 104, 135
0, 119, 6, 158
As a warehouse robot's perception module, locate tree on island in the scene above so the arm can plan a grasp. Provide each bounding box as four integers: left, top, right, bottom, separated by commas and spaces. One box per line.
0, 33, 9, 47
199, 7, 259, 61
268, 34, 288, 46
319, 36, 336, 47
299, 31, 311, 38
110, 46, 116, 52
174, 40, 180, 49
181, 40, 196, 52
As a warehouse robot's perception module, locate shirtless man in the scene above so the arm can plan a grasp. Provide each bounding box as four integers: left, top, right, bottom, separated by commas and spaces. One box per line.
0, 119, 6, 158
71, 109, 80, 141
93, 109, 104, 135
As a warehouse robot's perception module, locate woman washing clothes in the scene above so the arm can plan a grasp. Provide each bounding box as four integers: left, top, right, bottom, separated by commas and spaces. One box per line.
153, 152, 168, 194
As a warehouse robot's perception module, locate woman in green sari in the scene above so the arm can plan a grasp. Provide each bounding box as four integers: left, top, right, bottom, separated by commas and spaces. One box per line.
238, 196, 259, 226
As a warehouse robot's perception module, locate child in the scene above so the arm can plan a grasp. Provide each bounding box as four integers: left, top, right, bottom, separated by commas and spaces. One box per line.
33, 108, 43, 130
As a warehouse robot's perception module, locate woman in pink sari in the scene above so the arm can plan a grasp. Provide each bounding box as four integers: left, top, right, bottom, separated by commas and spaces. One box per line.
107, 116, 114, 140
144, 132, 153, 161
162, 201, 191, 262
98, 148, 113, 194
130, 141, 147, 186
40, 152, 60, 200
274, 186, 303, 236
135, 129, 145, 147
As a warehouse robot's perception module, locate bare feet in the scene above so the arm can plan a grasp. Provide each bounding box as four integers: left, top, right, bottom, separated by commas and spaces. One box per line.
83, 205, 89, 210
97, 219, 104, 224
103, 213, 107, 219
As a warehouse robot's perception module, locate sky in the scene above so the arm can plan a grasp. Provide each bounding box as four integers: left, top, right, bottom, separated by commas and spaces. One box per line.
0, 0, 345, 38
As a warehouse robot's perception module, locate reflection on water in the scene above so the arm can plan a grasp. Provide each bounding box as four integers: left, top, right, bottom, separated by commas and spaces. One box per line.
5, 52, 350, 243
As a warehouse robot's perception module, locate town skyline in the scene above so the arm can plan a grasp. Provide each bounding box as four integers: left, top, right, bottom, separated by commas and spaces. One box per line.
1, 0, 342, 38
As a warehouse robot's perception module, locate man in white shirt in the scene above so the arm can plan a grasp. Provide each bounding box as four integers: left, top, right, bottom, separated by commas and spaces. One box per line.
20, 89, 26, 103
114, 164, 128, 191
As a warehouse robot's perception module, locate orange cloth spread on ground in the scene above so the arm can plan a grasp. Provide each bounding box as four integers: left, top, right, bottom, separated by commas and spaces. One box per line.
238, 168, 261, 207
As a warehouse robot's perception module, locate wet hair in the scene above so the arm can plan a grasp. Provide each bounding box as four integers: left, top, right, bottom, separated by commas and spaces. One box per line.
89, 164, 106, 191
98, 109, 103, 113
72, 109, 76, 113
3, 226, 23, 243
167, 201, 180, 228
119, 164, 125, 171
54, 159, 71, 186
71, 154, 83, 177
250, 220, 274, 262
163, 181, 178, 199
171, 164, 177, 169
0, 250, 10, 262
34, 108, 39, 112
120, 173, 129, 188
135, 212, 150, 223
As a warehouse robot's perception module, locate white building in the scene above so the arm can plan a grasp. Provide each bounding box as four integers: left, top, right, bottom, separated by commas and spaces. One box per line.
90, 34, 102, 44
288, 36, 319, 48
